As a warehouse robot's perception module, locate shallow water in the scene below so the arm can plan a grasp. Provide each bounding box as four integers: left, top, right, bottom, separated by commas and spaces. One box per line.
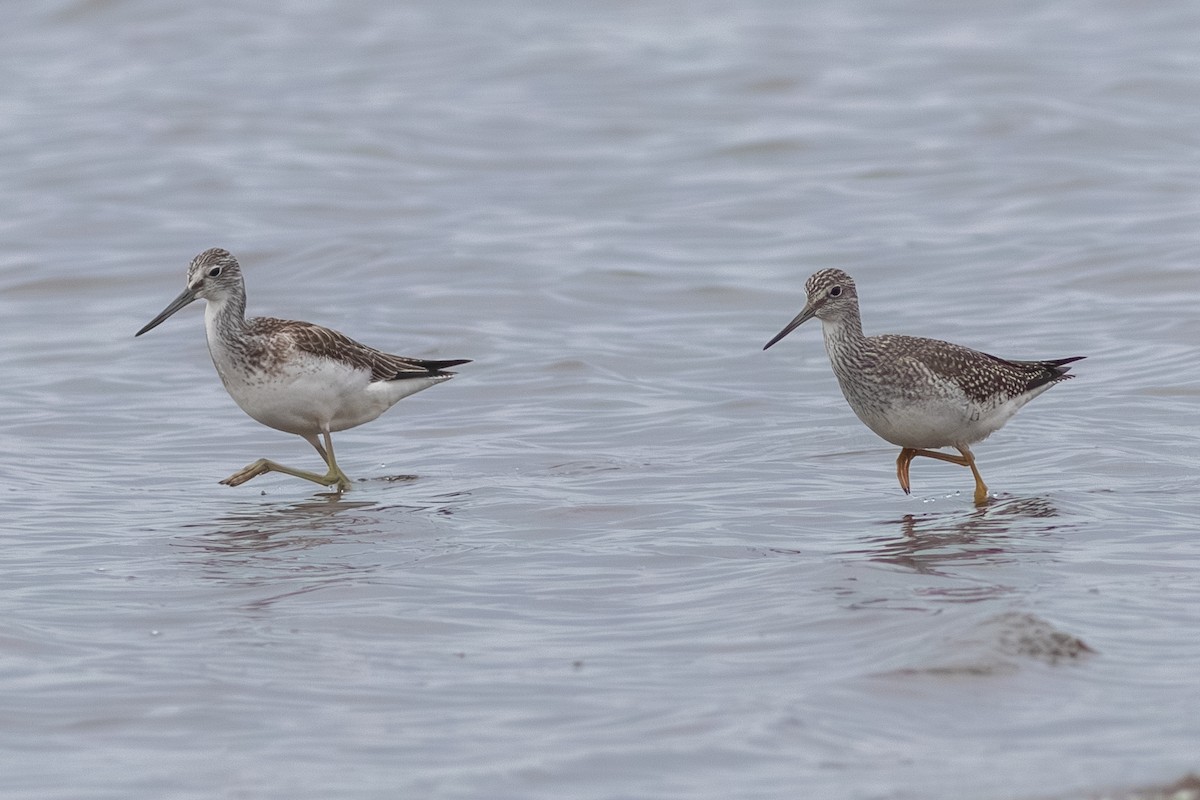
2, 1, 1199, 798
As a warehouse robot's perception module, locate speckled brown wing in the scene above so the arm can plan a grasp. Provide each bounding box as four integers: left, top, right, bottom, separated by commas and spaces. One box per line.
283, 320, 471, 382
879, 335, 1082, 404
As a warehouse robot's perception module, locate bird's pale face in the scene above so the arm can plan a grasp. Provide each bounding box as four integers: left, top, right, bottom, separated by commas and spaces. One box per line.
135, 248, 244, 337
803, 268, 858, 323
185, 248, 243, 303
763, 268, 858, 350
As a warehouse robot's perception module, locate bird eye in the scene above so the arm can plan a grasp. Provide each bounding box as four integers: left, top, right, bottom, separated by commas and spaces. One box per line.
829, 285, 842, 297
208, 266, 222, 278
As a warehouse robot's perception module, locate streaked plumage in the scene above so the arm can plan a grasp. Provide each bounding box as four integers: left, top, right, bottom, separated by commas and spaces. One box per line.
136, 248, 468, 491
763, 268, 1082, 503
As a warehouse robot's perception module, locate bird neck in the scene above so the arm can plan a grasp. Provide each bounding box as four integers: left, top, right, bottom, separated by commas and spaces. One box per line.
204, 288, 248, 350
820, 307, 867, 365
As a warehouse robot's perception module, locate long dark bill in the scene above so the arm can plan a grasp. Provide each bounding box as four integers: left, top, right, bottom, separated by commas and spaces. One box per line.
762, 305, 816, 351
136, 287, 197, 336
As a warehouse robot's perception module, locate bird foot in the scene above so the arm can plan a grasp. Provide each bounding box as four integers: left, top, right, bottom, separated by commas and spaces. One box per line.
220, 459, 274, 487
220, 459, 352, 491
896, 447, 990, 505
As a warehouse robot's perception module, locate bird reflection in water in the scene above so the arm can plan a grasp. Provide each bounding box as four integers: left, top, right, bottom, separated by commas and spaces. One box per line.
846, 495, 1073, 577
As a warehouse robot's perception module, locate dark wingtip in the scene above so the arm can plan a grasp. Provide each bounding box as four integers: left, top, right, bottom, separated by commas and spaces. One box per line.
393, 357, 471, 379
425, 358, 471, 372
1046, 355, 1085, 385
1054, 355, 1086, 376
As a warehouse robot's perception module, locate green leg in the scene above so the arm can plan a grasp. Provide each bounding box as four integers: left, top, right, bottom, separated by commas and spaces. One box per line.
220, 431, 353, 492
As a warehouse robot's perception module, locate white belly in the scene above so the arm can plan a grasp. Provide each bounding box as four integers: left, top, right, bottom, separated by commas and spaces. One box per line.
211, 348, 446, 436
848, 385, 1044, 449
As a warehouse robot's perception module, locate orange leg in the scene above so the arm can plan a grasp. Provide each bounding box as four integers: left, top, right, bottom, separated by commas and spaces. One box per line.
895, 446, 990, 505
896, 448, 918, 495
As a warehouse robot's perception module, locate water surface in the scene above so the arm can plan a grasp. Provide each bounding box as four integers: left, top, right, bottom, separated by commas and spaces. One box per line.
2, 1, 1199, 798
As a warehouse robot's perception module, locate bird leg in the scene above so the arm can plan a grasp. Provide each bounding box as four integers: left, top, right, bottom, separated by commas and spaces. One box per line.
895, 446, 990, 505
896, 448, 918, 495
956, 446, 989, 505
312, 431, 354, 492
219, 431, 353, 492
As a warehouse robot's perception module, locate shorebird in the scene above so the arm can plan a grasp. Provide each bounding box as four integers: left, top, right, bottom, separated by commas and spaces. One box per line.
763, 268, 1082, 504
136, 248, 469, 492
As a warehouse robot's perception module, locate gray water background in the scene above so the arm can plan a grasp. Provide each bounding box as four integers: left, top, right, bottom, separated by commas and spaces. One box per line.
1, 1, 1199, 798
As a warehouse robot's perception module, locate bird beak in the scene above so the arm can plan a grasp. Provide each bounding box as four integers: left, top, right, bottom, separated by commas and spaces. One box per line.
763, 303, 816, 350
136, 286, 198, 336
